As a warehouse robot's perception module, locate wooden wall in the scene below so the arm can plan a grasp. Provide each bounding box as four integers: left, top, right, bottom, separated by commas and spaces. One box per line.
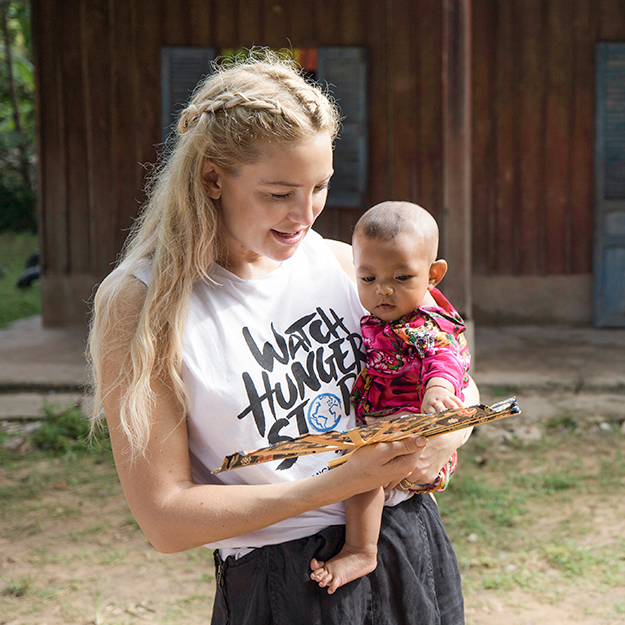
472, 0, 625, 276
31, 0, 625, 324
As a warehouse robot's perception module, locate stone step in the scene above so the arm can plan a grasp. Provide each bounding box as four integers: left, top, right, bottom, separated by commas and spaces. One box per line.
0, 392, 92, 435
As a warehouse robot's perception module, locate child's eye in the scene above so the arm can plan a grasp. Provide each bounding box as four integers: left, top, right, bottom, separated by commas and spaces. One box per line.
395, 275, 412, 282
361, 276, 375, 283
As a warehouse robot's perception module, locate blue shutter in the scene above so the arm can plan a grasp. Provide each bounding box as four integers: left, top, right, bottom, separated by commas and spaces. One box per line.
317, 47, 368, 208
594, 43, 625, 327
161, 47, 216, 141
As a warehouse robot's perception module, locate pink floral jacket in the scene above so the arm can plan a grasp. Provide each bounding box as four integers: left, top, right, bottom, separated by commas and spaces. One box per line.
351, 288, 471, 421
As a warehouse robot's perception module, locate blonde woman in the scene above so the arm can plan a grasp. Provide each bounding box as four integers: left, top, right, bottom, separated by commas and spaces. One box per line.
89, 52, 474, 624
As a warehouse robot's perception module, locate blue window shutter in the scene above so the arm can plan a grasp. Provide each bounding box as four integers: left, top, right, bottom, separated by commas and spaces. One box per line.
161, 47, 216, 141
594, 43, 625, 327
317, 47, 368, 208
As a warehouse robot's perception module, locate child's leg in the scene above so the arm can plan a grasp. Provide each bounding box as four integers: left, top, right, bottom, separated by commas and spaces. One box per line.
310, 486, 384, 594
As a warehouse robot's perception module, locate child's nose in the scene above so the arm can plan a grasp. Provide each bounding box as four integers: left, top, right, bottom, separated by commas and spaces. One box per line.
377, 284, 394, 295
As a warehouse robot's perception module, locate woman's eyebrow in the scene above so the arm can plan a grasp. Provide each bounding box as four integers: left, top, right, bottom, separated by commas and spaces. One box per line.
260, 179, 302, 187
260, 172, 334, 187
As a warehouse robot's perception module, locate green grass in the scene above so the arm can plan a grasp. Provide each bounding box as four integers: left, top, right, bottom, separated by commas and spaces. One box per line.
0, 411, 219, 625
0, 231, 40, 328
0, 405, 116, 538
0, 452, 120, 531
438, 427, 625, 600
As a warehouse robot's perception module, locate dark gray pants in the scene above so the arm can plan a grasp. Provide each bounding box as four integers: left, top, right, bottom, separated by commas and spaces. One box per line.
211, 494, 464, 625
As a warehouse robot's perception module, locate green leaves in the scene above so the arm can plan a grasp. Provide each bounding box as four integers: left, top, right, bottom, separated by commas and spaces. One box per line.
0, 0, 34, 232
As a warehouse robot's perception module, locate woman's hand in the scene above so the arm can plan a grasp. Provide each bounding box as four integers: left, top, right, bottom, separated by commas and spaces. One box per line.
357, 414, 464, 487
336, 435, 430, 494
401, 430, 466, 485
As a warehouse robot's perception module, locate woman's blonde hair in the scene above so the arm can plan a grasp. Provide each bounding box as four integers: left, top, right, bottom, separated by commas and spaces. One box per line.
88, 51, 340, 458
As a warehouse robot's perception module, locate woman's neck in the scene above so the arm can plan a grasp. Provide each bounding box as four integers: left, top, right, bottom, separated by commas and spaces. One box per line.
217, 254, 282, 280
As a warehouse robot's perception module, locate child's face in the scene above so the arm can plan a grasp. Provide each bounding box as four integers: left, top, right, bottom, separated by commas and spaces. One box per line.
353, 233, 435, 322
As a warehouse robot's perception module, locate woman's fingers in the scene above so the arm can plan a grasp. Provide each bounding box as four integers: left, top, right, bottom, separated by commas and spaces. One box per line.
379, 436, 429, 489
343, 436, 428, 492
403, 429, 466, 484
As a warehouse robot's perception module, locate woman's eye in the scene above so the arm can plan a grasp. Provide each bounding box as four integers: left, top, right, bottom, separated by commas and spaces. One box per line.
270, 193, 291, 200
315, 183, 330, 192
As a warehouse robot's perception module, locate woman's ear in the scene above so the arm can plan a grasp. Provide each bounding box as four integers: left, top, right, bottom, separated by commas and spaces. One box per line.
201, 159, 222, 199
428, 259, 448, 290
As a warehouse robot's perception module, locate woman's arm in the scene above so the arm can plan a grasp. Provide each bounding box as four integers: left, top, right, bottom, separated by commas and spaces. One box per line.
100, 277, 429, 554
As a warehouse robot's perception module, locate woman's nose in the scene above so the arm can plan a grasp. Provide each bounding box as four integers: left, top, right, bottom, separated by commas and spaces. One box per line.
289, 194, 319, 225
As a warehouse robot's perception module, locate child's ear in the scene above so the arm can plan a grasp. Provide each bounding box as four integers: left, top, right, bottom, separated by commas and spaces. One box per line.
201, 159, 223, 199
428, 259, 448, 290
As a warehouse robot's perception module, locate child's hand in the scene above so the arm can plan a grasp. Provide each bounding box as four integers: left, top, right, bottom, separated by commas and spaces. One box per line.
422, 383, 463, 414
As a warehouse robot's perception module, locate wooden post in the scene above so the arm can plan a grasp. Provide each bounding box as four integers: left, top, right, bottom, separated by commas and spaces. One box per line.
442, 0, 474, 356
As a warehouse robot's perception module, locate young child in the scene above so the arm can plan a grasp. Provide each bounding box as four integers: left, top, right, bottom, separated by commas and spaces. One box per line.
310, 201, 471, 594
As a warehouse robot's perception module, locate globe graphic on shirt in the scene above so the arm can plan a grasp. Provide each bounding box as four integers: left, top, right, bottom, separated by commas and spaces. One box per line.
307, 393, 343, 432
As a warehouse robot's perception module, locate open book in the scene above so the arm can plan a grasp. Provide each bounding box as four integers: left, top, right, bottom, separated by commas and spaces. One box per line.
213, 397, 520, 474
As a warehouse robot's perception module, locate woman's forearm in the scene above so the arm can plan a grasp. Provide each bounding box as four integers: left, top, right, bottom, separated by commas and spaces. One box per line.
116, 433, 428, 554
132, 471, 352, 553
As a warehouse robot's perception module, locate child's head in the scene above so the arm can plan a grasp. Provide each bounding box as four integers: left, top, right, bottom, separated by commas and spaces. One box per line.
352, 201, 447, 321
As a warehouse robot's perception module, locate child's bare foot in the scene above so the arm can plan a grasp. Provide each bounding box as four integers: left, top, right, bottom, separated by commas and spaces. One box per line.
310, 545, 377, 594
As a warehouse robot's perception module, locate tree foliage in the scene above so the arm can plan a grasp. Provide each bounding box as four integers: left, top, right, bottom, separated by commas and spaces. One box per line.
0, 0, 36, 232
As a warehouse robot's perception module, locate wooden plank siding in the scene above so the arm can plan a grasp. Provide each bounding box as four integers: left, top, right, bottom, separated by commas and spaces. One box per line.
416, 1, 444, 227
518, 0, 546, 275
82, 0, 115, 277
470, 0, 497, 274
569, 0, 595, 274
32, 0, 615, 324
493, 0, 520, 275
471, 0, 608, 277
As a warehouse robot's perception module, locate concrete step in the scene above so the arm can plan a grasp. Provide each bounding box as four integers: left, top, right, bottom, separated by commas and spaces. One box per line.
0, 392, 92, 435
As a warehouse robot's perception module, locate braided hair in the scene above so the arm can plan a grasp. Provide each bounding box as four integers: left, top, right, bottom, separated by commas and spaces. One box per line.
175, 57, 339, 169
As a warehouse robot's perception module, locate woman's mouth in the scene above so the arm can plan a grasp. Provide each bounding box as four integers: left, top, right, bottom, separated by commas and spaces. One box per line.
271, 229, 306, 245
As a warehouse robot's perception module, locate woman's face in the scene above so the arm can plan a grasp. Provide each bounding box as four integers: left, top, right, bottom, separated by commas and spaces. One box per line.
204, 132, 334, 276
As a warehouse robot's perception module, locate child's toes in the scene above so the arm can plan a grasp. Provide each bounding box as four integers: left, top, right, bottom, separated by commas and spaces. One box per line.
310, 568, 324, 581
327, 579, 341, 595
313, 569, 332, 587
310, 558, 324, 571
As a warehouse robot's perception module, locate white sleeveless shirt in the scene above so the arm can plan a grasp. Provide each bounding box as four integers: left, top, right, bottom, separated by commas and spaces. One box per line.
136, 230, 372, 550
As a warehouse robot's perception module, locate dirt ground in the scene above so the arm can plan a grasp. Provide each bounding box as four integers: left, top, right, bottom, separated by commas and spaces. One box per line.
0, 456, 217, 625
454, 460, 625, 625
1, 429, 624, 625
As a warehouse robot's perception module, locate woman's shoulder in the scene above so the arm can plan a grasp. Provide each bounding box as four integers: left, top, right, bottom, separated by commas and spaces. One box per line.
95, 267, 148, 323
307, 232, 355, 283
